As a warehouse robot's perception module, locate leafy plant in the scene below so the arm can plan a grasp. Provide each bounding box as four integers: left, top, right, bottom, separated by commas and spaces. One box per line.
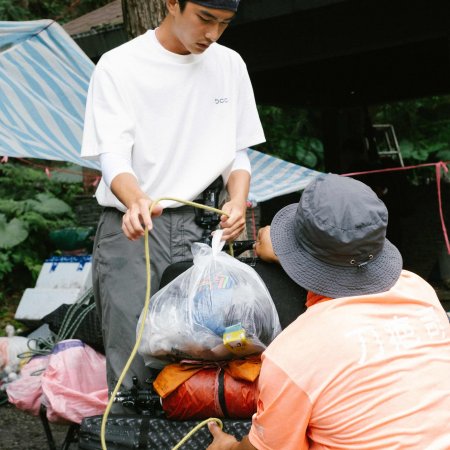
0, 0, 29, 21
373, 96, 450, 165
256, 97, 450, 175
257, 105, 324, 170
0, 161, 84, 303
0, 215, 28, 249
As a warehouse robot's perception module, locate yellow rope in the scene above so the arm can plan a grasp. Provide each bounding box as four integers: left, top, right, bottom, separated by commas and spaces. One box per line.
101, 197, 232, 450
171, 418, 224, 450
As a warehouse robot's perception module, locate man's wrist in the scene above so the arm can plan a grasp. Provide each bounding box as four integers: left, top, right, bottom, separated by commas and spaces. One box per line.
228, 196, 247, 207
232, 436, 254, 450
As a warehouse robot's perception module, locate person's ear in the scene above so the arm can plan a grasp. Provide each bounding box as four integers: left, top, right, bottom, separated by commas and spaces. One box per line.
167, 0, 179, 15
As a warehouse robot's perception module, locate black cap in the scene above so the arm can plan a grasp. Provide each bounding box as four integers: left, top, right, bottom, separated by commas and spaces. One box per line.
189, 0, 240, 12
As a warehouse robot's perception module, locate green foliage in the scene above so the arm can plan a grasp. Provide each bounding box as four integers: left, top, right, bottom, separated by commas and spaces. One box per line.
0, 0, 111, 23
257, 98, 450, 173
0, 0, 28, 21
27, 193, 72, 216
373, 96, 450, 164
0, 161, 84, 302
257, 105, 324, 170
0, 215, 28, 249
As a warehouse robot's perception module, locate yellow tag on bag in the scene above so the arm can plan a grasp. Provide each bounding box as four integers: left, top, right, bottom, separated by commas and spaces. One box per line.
223, 323, 248, 354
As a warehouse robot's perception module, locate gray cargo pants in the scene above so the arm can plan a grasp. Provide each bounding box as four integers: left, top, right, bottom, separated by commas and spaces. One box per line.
92, 206, 203, 393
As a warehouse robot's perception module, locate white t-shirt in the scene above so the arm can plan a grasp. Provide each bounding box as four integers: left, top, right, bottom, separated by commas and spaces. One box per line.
81, 29, 265, 210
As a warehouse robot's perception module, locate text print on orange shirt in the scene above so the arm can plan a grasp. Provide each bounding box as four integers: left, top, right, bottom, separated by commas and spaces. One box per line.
345, 306, 449, 365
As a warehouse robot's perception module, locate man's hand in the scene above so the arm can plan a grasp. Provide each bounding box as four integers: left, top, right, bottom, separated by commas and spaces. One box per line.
206, 422, 238, 450
207, 422, 257, 450
254, 226, 279, 263
220, 199, 247, 242
110, 173, 163, 240
122, 198, 163, 240
220, 169, 250, 242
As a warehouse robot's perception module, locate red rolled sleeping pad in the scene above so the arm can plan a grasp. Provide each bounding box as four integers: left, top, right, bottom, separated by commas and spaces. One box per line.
161, 367, 257, 420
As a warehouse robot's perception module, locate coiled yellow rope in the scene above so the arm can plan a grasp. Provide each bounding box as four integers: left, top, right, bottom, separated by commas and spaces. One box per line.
101, 197, 231, 450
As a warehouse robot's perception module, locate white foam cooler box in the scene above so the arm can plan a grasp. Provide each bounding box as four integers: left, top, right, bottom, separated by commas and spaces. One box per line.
15, 255, 92, 324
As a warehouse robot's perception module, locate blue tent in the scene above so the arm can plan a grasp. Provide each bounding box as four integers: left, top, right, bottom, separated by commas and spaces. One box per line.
0, 20, 321, 203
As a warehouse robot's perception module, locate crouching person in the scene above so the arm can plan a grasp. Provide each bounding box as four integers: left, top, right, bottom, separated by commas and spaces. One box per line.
207, 173, 450, 450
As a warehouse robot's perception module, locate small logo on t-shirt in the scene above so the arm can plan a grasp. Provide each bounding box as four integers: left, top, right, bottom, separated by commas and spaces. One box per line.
215, 98, 228, 104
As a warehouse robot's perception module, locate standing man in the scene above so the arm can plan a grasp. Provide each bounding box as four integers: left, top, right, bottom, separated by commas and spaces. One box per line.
207, 174, 450, 449
81, 0, 265, 394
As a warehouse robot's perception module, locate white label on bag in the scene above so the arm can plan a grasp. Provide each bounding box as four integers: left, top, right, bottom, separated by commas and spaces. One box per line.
211, 229, 226, 256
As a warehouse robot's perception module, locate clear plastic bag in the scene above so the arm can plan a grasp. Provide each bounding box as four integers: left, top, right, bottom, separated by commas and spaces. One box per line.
0, 336, 29, 371
138, 231, 281, 367
0, 325, 34, 372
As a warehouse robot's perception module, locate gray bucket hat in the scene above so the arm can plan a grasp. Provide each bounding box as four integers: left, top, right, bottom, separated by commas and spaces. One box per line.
270, 173, 403, 298
188, 0, 240, 11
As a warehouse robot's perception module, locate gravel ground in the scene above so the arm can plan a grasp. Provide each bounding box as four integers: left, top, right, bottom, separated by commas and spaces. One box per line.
0, 402, 78, 450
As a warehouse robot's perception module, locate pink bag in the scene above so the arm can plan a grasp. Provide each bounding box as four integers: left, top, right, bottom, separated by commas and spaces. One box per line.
42, 340, 108, 423
6, 354, 49, 416
8, 340, 108, 424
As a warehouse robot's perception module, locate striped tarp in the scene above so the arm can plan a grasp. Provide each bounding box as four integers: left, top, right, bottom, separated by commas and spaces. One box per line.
248, 149, 321, 203
0, 20, 98, 169
0, 20, 321, 203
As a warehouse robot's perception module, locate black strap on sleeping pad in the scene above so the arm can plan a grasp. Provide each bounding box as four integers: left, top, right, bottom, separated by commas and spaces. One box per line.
138, 416, 152, 448
217, 368, 229, 417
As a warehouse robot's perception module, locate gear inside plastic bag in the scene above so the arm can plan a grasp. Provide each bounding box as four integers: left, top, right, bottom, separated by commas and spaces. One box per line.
138, 231, 282, 367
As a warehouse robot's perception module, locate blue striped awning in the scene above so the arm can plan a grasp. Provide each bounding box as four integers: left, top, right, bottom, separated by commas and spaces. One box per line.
248, 149, 321, 203
0, 20, 98, 169
0, 20, 321, 203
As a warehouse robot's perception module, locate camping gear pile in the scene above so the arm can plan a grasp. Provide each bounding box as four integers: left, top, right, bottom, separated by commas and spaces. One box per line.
137, 231, 282, 420
0, 236, 108, 449
3, 257, 108, 425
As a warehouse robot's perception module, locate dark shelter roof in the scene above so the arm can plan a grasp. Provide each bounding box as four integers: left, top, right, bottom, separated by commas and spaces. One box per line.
64, 0, 450, 106
221, 0, 450, 106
